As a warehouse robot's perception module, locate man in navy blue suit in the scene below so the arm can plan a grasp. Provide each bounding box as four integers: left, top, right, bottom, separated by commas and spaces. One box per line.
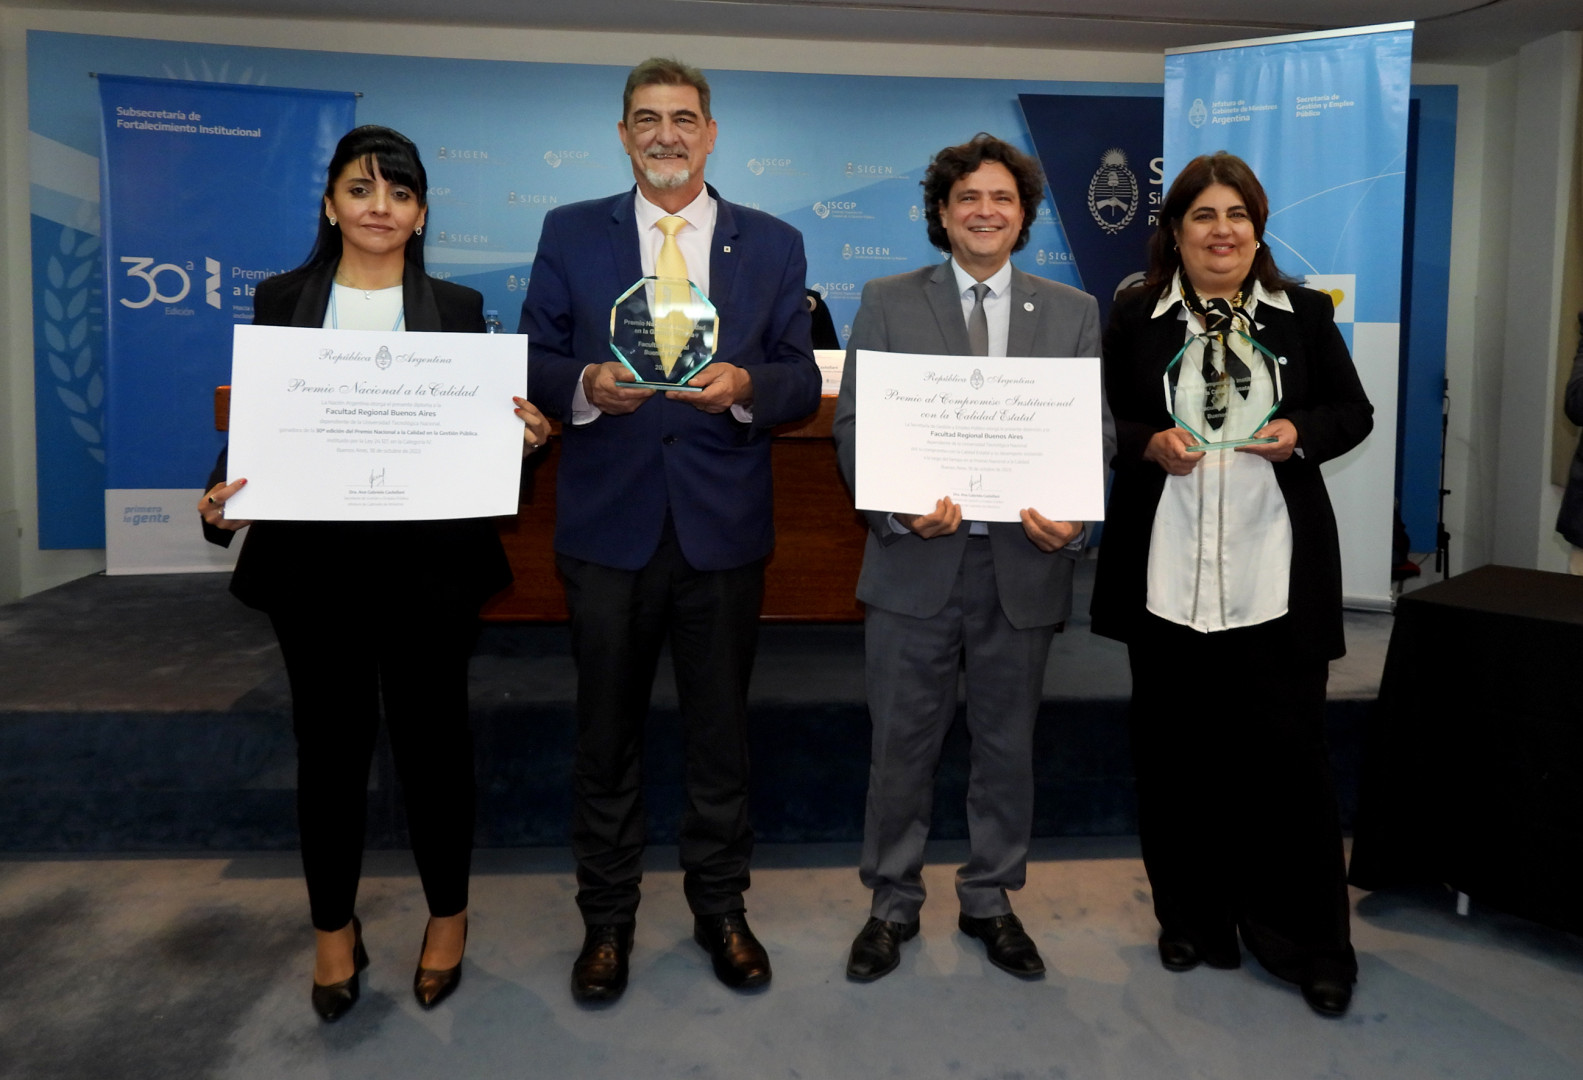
519, 57, 819, 1003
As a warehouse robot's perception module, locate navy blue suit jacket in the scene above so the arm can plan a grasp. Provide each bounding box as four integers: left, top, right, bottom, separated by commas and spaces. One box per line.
519, 185, 820, 571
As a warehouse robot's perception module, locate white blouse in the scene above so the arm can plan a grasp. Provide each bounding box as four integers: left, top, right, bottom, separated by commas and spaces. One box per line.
1145, 276, 1293, 634
324, 282, 405, 332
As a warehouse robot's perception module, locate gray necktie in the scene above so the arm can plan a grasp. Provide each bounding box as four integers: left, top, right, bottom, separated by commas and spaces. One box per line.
967, 282, 990, 356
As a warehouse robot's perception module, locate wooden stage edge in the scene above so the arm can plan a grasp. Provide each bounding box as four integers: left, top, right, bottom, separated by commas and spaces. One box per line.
216, 388, 867, 622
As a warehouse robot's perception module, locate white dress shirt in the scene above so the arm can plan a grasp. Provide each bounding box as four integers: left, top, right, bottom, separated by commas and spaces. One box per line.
633, 186, 716, 297
950, 256, 1013, 358
573, 187, 751, 423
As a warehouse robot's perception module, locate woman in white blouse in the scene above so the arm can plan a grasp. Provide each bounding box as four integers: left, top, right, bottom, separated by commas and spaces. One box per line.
199, 126, 548, 1022
1090, 152, 1373, 1017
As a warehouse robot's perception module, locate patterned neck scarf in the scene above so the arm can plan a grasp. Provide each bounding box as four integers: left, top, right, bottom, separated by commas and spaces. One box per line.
1179, 277, 1254, 430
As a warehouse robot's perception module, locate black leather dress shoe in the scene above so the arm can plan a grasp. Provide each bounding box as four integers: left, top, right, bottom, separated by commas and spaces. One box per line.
958, 912, 1045, 977
1158, 935, 1201, 972
413, 919, 466, 1009
693, 912, 771, 989
311, 916, 369, 1023
1301, 976, 1353, 1017
846, 916, 920, 981
1159, 931, 1241, 972
571, 922, 634, 1003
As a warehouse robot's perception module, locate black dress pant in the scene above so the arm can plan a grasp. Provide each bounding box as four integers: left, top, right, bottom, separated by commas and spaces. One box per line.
557, 524, 764, 926
1127, 613, 1357, 984
270, 603, 480, 932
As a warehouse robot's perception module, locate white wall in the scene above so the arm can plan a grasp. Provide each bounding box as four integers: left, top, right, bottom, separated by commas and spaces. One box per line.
0, 5, 1575, 598
1493, 32, 1582, 572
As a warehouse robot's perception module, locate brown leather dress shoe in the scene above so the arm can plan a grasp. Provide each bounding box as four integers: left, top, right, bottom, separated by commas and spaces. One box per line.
571, 922, 634, 1003
846, 916, 920, 981
693, 912, 771, 989
958, 912, 1045, 977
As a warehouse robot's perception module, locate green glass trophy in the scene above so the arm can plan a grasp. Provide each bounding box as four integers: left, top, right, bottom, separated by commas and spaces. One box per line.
1162, 329, 1283, 452
609, 276, 718, 391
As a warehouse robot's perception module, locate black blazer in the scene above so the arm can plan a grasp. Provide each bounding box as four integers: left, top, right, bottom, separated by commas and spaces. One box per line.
207, 262, 513, 615
1090, 283, 1373, 660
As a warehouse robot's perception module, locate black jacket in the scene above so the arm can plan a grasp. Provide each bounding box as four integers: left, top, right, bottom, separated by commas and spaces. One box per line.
206, 262, 512, 615
1090, 283, 1373, 660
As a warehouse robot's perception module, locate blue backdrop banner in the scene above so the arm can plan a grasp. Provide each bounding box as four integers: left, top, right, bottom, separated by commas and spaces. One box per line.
33, 32, 1146, 552
1163, 23, 1414, 608
1020, 93, 1163, 328
96, 75, 355, 571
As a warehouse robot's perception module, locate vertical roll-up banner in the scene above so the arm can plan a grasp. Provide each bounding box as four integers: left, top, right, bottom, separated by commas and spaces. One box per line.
1164, 23, 1413, 610
97, 75, 356, 573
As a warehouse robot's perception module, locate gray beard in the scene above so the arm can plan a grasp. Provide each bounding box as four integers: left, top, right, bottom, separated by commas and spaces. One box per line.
642, 164, 692, 191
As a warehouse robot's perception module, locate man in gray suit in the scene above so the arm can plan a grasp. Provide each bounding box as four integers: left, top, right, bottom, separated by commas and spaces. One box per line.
832, 133, 1113, 981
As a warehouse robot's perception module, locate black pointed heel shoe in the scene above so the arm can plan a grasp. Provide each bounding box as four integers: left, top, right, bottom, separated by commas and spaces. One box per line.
311, 916, 369, 1022
413, 919, 466, 1009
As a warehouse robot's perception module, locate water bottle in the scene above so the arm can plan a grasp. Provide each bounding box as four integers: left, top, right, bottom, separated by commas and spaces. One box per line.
484, 309, 503, 334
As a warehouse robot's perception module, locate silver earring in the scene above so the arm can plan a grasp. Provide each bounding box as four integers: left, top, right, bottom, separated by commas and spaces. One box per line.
1255, 241, 1261, 249
415, 226, 423, 236
328, 216, 337, 226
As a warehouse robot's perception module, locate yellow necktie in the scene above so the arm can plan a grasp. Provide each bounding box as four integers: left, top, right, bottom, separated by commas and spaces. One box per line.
654, 215, 691, 376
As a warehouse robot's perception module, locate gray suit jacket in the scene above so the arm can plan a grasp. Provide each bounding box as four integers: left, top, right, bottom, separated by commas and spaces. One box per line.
832, 261, 1114, 629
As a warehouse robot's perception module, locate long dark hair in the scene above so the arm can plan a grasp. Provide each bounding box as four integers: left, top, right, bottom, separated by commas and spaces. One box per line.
290, 125, 429, 277
1145, 151, 1302, 297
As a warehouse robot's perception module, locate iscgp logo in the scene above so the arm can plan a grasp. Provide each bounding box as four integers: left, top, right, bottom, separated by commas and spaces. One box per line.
119, 256, 222, 310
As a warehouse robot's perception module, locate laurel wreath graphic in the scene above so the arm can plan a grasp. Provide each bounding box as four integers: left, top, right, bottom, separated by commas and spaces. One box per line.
43, 227, 103, 463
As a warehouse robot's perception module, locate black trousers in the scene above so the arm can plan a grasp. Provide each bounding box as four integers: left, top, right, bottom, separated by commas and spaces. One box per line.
270, 604, 480, 932
1127, 613, 1357, 984
557, 526, 764, 926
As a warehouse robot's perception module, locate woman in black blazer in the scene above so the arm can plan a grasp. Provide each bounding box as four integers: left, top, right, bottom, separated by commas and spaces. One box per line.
1090, 152, 1372, 1017
200, 126, 547, 1021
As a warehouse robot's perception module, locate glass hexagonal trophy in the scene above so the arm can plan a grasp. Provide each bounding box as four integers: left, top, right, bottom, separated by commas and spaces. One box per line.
609, 276, 718, 392
1162, 329, 1283, 452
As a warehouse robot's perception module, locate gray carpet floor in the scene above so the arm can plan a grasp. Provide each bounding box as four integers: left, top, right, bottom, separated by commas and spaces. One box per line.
7, 562, 1579, 1078
3, 839, 1581, 1080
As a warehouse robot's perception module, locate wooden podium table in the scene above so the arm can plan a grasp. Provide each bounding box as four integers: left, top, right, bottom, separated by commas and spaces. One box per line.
215, 387, 867, 621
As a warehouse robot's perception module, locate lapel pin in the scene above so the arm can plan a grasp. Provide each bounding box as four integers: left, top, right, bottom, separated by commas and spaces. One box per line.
1023, 301, 1034, 312
722, 245, 731, 253
1278, 356, 1288, 365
